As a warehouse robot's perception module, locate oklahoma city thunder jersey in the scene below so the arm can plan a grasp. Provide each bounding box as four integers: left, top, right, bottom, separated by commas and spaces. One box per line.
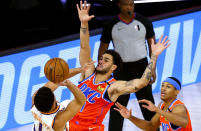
31, 100, 70, 131
160, 99, 192, 131
70, 73, 115, 126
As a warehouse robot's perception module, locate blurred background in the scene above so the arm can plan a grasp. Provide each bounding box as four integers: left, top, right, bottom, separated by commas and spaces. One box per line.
2, 0, 201, 52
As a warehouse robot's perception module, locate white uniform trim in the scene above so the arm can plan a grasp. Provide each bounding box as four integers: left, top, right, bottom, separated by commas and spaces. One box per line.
31, 100, 70, 131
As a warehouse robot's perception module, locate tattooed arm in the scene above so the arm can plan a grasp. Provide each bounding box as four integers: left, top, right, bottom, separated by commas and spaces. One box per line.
108, 35, 170, 102
77, 1, 95, 80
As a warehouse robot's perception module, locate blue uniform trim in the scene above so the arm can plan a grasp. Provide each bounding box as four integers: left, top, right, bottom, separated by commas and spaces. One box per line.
78, 73, 95, 84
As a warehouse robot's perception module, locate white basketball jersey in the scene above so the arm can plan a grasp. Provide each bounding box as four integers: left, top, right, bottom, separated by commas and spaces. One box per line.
31, 100, 70, 131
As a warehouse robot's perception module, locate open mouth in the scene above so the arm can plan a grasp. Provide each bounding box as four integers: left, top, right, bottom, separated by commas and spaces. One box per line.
161, 92, 165, 97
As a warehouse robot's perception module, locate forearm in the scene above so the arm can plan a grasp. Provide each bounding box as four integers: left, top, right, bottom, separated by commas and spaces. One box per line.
67, 83, 86, 104
156, 108, 188, 127
118, 54, 157, 95
79, 22, 91, 66
44, 81, 59, 92
147, 37, 156, 58
80, 22, 89, 49
67, 67, 82, 78
128, 115, 155, 131
141, 54, 157, 85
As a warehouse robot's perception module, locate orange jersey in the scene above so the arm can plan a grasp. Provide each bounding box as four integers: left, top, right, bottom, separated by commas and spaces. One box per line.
160, 99, 192, 131
69, 73, 115, 129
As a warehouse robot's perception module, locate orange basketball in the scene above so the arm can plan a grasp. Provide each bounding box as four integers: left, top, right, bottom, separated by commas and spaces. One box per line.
44, 58, 69, 83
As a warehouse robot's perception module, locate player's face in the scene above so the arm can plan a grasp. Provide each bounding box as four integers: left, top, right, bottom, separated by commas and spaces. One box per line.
119, 0, 134, 17
96, 54, 115, 74
160, 82, 178, 102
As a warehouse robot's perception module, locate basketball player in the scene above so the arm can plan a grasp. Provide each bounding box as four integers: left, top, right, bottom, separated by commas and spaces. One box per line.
68, 1, 170, 130
114, 77, 192, 131
31, 62, 95, 131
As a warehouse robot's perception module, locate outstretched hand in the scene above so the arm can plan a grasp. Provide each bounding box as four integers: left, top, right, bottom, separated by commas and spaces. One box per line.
76, 0, 95, 23
139, 99, 157, 112
151, 35, 170, 56
114, 102, 132, 119
81, 60, 96, 72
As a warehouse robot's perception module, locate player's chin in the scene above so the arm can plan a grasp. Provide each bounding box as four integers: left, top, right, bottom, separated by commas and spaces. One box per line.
160, 96, 166, 101
96, 66, 102, 71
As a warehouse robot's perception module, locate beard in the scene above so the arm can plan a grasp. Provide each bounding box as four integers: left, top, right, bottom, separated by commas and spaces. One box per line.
95, 66, 111, 75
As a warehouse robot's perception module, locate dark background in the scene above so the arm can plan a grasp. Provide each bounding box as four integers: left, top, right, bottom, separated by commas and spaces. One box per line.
2, 0, 201, 52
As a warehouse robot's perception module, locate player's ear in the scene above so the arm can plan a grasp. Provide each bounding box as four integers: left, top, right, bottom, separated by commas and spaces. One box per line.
111, 65, 117, 72
176, 90, 180, 95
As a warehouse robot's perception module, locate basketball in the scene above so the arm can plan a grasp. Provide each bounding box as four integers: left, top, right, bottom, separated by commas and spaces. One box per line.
44, 58, 69, 83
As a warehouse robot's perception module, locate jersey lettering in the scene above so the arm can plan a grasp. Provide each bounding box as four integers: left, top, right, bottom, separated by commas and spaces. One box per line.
162, 123, 169, 131
88, 92, 101, 103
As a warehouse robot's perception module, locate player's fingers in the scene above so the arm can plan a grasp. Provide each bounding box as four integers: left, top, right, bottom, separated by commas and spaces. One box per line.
113, 108, 120, 112
116, 102, 124, 109
84, 0, 87, 9
89, 15, 95, 19
80, 1, 83, 10
87, 3, 91, 12
162, 36, 168, 44
158, 35, 163, 43
76, 4, 80, 12
138, 99, 149, 104
142, 104, 149, 109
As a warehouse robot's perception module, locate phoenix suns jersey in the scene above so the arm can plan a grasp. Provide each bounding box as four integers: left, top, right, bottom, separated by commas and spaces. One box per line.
70, 73, 115, 126
160, 99, 192, 131
31, 100, 70, 131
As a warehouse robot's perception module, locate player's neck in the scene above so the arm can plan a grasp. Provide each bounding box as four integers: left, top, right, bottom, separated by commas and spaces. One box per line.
163, 97, 177, 107
95, 73, 112, 84
41, 104, 59, 114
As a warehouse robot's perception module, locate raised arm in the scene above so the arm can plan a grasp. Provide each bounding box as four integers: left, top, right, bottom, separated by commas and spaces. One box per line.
53, 80, 86, 131
76, 1, 94, 67
147, 36, 157, 84
77, 1, 96, 80
108, 35, 170, 102
67, 67, 82, 78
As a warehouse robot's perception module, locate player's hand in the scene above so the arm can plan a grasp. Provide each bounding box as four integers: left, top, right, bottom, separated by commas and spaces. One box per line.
139, 99, 157, 112
81, 61, 96, 72
45, 81, 59, 88
114, 102, 132, 119
58, 79, 74, 87
76, 0, 94, 23
151, 35, 170, 56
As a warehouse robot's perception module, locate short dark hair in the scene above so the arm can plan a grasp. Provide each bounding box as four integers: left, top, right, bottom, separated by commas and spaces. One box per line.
104, 49, 123, 74
168, 77, 181, 89
34, 87, 54, 112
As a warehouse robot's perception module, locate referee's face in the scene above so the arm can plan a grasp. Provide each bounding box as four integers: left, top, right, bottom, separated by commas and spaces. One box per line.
119, 0, 134, 17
